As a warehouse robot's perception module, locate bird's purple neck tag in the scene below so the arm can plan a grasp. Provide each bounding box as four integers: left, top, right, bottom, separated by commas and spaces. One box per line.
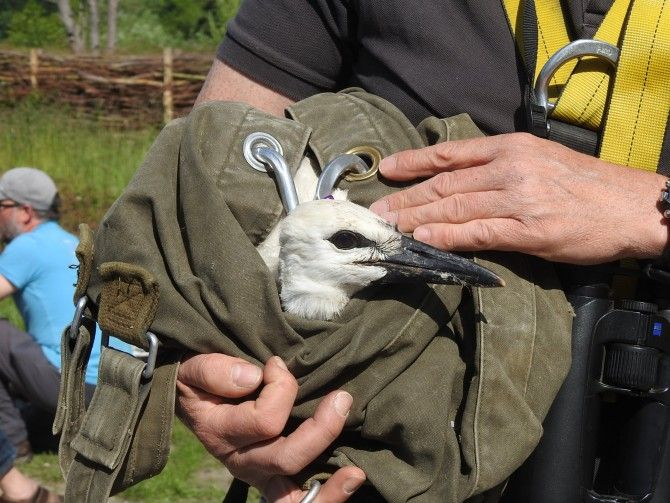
323, 194, 334, 200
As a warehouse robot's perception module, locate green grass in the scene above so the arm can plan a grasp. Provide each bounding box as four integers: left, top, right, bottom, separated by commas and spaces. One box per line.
0, 103, 267, 501
0, 100, 159, 232
19, 421, 236, 503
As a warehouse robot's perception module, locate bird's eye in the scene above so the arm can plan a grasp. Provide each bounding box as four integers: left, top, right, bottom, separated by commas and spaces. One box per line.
328, 230, 362, 250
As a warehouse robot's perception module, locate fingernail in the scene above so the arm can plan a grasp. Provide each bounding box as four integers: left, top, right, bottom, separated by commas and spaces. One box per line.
379, 155, 396, 174
333, 391, 353, 417
414, 227, 430, 241
380, 211, 397, 225
232, 364, 262, 388
272, 356, 288, 371
369, 199, 389, 215
343, 476, 365, 494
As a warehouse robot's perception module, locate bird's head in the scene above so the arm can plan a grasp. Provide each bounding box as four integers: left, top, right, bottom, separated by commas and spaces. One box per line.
258, 199, 503, 320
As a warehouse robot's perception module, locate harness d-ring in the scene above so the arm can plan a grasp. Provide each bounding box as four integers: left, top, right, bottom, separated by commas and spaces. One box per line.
533, 38, 620, 117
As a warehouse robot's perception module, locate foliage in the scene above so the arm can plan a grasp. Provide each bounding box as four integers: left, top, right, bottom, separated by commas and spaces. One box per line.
0, 0, 243, 52
5, 0, 65, 48
116, 7, 176, 52
156, 0, 240, 41
0, 0, 29, 39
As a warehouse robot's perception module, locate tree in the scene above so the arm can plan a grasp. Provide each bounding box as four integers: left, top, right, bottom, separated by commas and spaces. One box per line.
54, 0, 84, 53
106, 0, 119, 53
88, 0, 99, 52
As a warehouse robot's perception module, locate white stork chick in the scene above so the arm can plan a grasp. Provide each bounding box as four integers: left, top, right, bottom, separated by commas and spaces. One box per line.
257, 199, 503, 320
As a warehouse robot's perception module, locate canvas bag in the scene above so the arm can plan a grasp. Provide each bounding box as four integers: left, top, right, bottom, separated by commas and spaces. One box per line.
55, 88, 573, 502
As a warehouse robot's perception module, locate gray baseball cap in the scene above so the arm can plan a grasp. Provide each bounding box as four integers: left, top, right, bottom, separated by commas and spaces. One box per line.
0, 167, 58, 211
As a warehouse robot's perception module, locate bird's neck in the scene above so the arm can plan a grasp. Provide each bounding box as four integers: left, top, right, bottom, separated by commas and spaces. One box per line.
280, 275, 350, 321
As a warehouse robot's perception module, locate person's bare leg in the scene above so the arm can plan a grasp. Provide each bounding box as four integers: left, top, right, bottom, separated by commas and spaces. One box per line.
0, 467, 38, 500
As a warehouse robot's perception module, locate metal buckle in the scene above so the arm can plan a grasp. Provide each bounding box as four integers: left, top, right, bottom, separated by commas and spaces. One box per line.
69, 296, 89, 340
243, 132, 299, 213
101, 330, 159, 380
528, 39, 620, 137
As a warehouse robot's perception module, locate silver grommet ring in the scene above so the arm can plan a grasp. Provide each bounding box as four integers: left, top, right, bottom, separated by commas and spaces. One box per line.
244, 132, 284, 172
299, 480, 321, 503
344, 146, 381, 181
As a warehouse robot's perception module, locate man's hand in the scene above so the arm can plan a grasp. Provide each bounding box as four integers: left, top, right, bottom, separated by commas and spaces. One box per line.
370, 133, 669, 264
176, 353, 366, 502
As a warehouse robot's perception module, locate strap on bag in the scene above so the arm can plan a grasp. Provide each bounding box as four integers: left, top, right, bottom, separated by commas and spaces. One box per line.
56, 224, 97, 478
55, 309, 95, 478
61, 262, 166, 502
65, 347, 152, 502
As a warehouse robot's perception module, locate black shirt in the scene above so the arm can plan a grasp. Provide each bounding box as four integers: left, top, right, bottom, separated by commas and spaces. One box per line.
218, 1, 610, 134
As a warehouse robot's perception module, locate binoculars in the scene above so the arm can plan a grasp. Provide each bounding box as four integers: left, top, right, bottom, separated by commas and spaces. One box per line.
503, 275, 670, 503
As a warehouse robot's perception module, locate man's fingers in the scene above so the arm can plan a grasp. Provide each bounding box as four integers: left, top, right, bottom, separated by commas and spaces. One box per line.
379, 136, 500, 180
314, 467, 366, 502
178, 353, 263, 398
381, 191, 507, 232
212, 357, 299, 447
228, 390, 353, 477
413, 219, 519, 252
264, 467, 366, 503
370, 164, 507, 217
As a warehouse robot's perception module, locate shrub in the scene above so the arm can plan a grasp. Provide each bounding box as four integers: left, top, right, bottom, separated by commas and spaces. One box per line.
6, 0, 66, 48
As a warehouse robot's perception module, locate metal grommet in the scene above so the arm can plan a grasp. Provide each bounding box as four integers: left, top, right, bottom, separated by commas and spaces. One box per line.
299, 480, 321, 503
244, 132, 284, 172
315, 153, 369, 199
344, 146, 381, 181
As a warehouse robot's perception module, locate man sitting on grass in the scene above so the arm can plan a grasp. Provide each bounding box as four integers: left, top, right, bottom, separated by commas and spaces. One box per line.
0, 167, 128, 460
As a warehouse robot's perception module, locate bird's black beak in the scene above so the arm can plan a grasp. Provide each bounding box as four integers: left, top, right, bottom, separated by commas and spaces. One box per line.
374, 235, 504, 287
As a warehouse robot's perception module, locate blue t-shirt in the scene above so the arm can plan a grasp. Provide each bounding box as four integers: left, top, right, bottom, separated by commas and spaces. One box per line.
0, 221, 130, 384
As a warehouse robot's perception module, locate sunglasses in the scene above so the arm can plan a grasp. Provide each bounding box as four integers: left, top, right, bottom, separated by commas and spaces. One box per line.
0, 202, 20, 209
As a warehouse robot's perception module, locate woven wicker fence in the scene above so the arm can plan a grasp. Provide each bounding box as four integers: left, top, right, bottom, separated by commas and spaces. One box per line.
0, 48, 211, 126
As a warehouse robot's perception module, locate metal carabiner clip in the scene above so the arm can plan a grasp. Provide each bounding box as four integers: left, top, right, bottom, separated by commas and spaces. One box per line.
530, 38, 620, 136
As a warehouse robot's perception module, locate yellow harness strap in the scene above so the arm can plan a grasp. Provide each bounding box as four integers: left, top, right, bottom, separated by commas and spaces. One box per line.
551, 0, 631, 130
599, 0, 670, 171
501, 0, 670, 171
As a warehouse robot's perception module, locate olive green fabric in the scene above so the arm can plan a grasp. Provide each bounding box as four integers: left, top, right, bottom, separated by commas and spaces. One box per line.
65, 89, 573, 502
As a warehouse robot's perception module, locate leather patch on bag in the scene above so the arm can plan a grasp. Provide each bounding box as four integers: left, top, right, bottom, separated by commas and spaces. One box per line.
97, 262, 159, 347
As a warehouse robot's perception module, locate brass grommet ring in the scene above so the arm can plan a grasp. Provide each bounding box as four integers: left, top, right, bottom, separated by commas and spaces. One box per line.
344, 146, 381, 181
